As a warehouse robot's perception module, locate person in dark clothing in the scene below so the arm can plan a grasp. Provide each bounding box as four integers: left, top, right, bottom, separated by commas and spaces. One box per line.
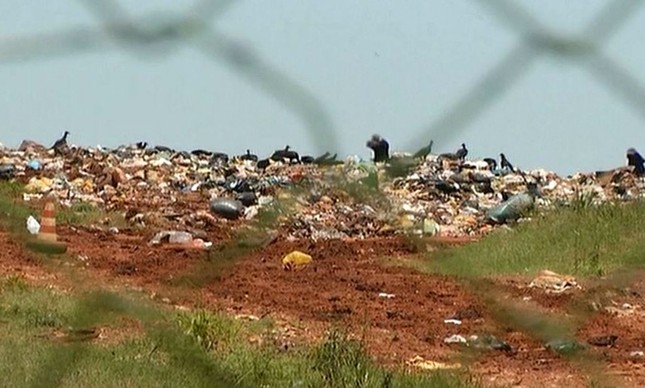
366, 134, 390, 163
627, 148, 645, 176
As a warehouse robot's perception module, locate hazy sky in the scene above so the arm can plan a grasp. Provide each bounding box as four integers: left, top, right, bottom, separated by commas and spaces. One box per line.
1, 0, 645, 175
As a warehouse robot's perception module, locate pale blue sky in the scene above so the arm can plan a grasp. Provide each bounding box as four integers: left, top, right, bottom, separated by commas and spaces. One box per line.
1, 1, 645, 175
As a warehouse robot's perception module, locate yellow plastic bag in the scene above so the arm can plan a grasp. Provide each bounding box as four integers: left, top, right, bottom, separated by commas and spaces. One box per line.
282, 250, 313, 270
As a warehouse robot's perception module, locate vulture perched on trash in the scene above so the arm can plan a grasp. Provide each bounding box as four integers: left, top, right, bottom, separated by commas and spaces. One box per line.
50, 131, 70, 156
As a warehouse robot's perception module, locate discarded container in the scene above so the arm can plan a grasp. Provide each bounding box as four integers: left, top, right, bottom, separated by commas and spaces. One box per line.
210, 198, 244, 220
282, 250, 313, 270
485, 192, 534, 224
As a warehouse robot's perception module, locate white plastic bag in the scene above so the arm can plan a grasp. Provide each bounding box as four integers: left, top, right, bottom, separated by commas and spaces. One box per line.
27, 215, 40, 234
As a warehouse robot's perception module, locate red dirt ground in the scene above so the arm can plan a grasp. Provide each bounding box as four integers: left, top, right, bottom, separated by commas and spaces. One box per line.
2, 224, 645, 387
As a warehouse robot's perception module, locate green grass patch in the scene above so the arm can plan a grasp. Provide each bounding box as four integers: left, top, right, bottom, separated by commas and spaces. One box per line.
416, 200, 645, 278
0, 276, 476, 387
55, 201, 127, 228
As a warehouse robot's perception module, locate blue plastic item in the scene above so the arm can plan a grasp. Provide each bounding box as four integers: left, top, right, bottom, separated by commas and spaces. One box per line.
27, 160, 42, 170
485, 192, 534, 224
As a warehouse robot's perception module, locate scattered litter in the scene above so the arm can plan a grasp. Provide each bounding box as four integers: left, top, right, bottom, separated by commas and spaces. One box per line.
468, 334, 513, 352
0, 164, 15, 180
485, 192, 535, 224
529, 270, 580, 293
451, 305, 482, 320
443, 334, 511, 352
444, 319, 462, 325
149, 230, 210, 249
588, 335, 618, 347
282, 250, 313, 270
378, 292, 395, 299
545, 339, 586, 354
210, 198, 244, 220
150, 230, 192, 245
444, 334, 467, 344
2, 139, 645, 242
26, 160, 42, 170
26, 216, 40, 234
630, 351, 644, 358
422, 218, 440, 236
406, 356, 461, 371
234, 314, 260, 321
604, 302, 637, 316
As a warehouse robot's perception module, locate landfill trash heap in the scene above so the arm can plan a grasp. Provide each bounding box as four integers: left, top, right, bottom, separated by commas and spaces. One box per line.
1, 140, 644, 241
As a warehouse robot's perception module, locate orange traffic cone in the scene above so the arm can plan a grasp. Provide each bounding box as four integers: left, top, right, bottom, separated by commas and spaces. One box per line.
38, 201, 58, 242
27, 199, 67, 254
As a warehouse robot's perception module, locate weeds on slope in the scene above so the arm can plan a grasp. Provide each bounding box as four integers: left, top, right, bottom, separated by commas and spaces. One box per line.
0, 276, 476, 387
418, 200, 645, 278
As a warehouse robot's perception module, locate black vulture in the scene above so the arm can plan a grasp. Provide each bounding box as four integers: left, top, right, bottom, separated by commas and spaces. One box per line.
50, 131, 70, 156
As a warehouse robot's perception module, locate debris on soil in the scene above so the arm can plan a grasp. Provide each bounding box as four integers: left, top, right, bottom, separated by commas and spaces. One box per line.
604, 302, 637, 316
468, 334, 513, 352
451, 305, 482, 321
443, 333, 512, 352
529, 270, 580, 293
378, 292, 395, 299
210, 198, 244, 220
40, 327, 101, 343
0, 163, 15, 180
444, 319, 462, 325
587, 335, 618, 347
3, 139, 645, 242
405, 356, 461, 371
149, 230, 212, 250
444, 334, 468, 344
485, 191, 535, 224
545, 339, 586, 354
282, 250, 313, 270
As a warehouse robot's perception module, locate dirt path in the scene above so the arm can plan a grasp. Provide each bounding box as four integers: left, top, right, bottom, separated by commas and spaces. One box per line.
2, 227, 644, 387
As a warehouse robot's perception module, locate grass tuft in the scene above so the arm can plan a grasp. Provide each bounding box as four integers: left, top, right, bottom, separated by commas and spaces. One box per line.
417, 200, 645, 278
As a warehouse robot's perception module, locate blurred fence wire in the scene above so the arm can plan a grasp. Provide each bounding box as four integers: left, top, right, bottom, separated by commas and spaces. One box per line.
2, 1, 645, 384
1, 0, 644, 153
409, 0, 645, 150
0, 0, 339, 154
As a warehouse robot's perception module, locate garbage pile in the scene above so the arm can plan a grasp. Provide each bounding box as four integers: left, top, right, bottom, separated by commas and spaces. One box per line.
1, 140, 644, 241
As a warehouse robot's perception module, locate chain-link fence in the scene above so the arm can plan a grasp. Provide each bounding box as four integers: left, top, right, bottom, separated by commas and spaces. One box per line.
2, 0, 645, 385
